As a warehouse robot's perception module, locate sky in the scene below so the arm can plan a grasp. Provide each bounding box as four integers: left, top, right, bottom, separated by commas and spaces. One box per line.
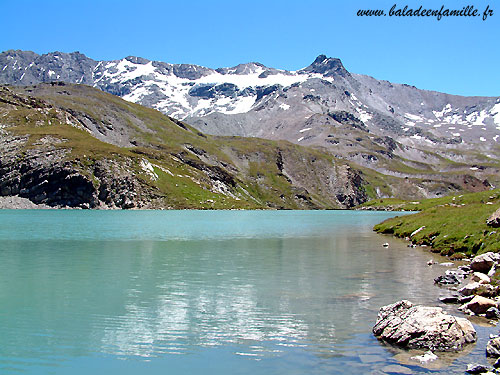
0, 0, 498, 97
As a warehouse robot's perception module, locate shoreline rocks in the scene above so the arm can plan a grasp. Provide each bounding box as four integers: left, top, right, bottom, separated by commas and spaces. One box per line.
434, 274, 460, 285
375, 246, 500, 372
470, 252, 500, 273
486, 337, 500, 358
459, 295, 498, 315
373, 300, 476, 352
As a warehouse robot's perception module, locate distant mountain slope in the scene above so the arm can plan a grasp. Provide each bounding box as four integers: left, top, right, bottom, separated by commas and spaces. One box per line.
0, 83, 373, 209
1, 51, 498, 147
1, 50, 499, 201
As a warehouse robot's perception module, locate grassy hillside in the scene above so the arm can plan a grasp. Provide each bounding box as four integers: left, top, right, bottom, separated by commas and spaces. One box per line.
0, 83, 367, 209
372, 189, 500, 256
2, 82, 497, 210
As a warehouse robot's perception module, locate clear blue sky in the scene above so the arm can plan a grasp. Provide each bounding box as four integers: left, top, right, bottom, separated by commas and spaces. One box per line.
0, 0, 498, 96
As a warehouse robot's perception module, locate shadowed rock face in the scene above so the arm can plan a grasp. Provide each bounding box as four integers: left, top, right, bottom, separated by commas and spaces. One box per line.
0, 140, 146, 209
373, 300, 476, 351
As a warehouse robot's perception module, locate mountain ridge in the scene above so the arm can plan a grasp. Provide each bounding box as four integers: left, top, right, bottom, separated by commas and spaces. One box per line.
1, 50, 499, 204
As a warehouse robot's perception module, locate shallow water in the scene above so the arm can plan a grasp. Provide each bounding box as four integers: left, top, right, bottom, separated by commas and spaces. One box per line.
0, 210, 495, 374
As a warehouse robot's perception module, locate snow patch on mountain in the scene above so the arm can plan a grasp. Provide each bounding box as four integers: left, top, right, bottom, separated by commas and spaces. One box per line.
91, 57, 338, 119
467, 110, 488, 125
491, 103, 500, 127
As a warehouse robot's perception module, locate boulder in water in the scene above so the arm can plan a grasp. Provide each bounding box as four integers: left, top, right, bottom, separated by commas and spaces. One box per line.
434, 274, 460, 285
373, 300, 476, 351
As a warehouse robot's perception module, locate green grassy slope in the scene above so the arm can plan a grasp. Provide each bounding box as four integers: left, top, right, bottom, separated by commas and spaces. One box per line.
372, 189, 500, 256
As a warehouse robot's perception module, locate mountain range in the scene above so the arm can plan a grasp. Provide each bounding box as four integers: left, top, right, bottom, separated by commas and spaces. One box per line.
0, 50, 499, 209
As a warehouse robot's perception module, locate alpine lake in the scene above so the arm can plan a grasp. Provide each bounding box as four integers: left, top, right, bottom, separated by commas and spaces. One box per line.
0, 210, 496, 374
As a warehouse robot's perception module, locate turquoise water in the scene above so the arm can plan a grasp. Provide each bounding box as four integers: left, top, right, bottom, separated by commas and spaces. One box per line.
0, 210, 494, 374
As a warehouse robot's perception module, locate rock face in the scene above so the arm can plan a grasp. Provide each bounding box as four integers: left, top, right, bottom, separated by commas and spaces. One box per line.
0, 141, 146, 209
373, 300, 476, 351
487, 208, 500, 228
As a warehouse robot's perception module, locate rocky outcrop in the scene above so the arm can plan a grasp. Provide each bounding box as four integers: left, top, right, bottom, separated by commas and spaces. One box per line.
487, 208, 500, 228
0, 129, 150, 209
373, 300, 476, 351
0, 153, 148, 209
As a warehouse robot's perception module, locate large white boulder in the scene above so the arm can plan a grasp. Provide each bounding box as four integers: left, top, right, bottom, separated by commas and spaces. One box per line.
373, 300, 476, 351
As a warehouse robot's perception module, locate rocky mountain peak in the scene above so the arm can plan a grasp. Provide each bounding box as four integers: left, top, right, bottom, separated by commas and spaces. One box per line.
216, 62, 266, 75
302, 54, 350, 78
172, 63, 214, 80
124, 56, 151, 65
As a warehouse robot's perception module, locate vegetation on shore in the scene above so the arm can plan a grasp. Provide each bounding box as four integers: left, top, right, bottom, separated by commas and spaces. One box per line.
370, 189, 500, 256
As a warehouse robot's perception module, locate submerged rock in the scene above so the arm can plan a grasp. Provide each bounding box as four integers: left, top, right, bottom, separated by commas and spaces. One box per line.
381, 364, 413, 374
439, 295, 460, 304
410, 350, 438, 363
373, 300, 476, 351
439, 262, 454, 267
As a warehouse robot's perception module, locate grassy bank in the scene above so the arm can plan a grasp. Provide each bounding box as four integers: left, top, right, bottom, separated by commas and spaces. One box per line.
371, 189, 500, 256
